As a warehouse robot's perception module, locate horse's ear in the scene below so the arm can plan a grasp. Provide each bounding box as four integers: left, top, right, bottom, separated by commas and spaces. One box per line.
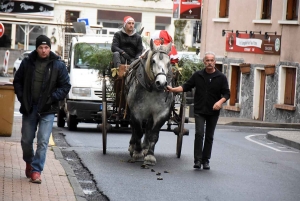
166, 42, 172, 54
150, 39, 154, 50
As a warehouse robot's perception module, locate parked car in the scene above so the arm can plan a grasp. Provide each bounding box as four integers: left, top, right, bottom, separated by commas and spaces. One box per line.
13, 51, 31, 76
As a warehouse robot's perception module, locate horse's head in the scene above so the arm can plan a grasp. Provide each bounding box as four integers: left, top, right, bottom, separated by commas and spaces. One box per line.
145, 39, 172, 90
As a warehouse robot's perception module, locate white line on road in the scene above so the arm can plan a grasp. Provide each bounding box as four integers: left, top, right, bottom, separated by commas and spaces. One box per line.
245, 134, 299, 153
14, 112, 22, 117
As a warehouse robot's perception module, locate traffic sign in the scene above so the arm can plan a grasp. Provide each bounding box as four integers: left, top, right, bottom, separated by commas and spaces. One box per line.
77, 18, 89, 26
0, 23, 5, 38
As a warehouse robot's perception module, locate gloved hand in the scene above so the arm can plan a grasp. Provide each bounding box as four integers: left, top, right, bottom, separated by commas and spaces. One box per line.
122, 53, 131, 61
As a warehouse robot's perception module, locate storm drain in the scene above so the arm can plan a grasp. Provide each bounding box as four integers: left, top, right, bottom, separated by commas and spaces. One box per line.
53, 133, 109, 201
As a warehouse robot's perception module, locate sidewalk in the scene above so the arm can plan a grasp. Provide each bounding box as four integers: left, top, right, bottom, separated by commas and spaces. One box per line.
1, 75, 86, 201
0, 116, 86, 201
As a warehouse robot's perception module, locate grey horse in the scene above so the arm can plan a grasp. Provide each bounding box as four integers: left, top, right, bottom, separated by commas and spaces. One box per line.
125, 39, 173, 165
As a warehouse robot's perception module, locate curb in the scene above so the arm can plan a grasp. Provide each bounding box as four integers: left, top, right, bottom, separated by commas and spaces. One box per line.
266, 134, 300, 150
228, 121, 300, 129
52, 146, 87, 201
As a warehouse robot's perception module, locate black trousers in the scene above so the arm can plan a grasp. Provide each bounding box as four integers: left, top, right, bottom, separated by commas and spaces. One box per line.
112, 52, 133, 67
194, 113, 219, 163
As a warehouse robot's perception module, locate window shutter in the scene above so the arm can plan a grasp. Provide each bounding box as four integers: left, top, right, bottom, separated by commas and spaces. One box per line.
287, 0, 294, 20
284, 68, 296, 105
219, 0, 227, 18
230, 66, 238, 106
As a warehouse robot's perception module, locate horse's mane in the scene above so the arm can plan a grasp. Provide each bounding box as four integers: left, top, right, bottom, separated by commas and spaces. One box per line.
145, 50, 154, 81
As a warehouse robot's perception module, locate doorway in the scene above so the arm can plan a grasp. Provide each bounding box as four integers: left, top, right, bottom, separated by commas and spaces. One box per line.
253, 68, 266, 120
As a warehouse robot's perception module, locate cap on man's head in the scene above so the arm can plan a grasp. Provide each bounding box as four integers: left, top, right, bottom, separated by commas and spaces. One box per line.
36, 35, 51, 49
123, 16, 134, 27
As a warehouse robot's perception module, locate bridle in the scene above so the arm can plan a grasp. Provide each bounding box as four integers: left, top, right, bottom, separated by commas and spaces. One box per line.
148, 48, 170, 82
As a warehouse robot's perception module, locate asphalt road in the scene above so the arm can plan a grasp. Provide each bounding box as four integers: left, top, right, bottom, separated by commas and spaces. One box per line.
53, 122, 300, 201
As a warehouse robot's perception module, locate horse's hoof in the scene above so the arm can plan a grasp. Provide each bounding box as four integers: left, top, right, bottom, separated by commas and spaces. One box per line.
133, 151, 144, 162
141, 164, 149, 169
128, 145, 134, 156
144, 155, 156, 166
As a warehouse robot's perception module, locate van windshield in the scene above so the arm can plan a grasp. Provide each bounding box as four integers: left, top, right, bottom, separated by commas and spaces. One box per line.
74, 43, 111, 69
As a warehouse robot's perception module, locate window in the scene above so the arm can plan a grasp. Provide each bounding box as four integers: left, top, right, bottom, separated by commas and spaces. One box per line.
65, 10, 80, 23
229, 65, 241, 106
262, 0, 272, 19
287, 0, 299, 20
155, 16, 171, 31
215, 63, 223, 73
278, 66, 297, 107
219, 0, 230, 18
155, 25, 166, 30
65, 10, 80, 33
0, 23, 11, 48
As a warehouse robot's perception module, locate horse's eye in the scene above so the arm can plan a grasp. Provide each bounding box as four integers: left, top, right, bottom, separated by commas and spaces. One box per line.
152, 60, 156, 64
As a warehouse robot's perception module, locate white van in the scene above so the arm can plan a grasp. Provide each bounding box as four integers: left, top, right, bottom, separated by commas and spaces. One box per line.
57, 34, 113, 130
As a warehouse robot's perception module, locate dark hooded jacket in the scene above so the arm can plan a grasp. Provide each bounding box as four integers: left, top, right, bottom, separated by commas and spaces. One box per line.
111, 27, 143, 59
182, 68, 230, 116
13, 50, 71, 115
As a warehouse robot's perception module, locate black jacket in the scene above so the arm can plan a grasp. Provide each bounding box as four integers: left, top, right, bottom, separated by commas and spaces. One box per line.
13, 51, 71, 115
111, 28, 143, 60
182, 68, 230, 116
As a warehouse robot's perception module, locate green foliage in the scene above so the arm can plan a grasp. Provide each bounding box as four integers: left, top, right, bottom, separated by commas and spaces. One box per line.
75, 43, 112, 72
174, 56, 205, 85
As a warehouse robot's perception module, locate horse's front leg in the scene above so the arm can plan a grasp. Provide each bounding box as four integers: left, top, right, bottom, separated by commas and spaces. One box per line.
144, 116, 169, 166
128, 117, 144, 161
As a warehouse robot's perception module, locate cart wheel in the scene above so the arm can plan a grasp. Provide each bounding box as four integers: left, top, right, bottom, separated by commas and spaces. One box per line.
102, 75, 107, 154
176, 133, 183, 158
176, 92, 186, 158
102, 102, 107, 154
57, 108, 66, 127
67, 114, 77, 131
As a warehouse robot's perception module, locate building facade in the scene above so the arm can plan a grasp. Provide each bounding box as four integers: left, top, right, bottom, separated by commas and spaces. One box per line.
200, 0, 300, 123
0, 0, 174, 64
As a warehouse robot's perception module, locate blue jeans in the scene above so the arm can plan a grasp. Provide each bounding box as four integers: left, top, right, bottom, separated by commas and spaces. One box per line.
21, 105, 55, 173
194, 113, 219, 163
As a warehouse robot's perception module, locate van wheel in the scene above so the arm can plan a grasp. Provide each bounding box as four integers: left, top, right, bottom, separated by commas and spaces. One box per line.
67, 114, 77, 131
57, 109, 66, 127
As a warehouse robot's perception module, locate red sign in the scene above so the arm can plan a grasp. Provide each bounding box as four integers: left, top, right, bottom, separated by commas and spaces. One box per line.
173, 0, 202, 20
173, 1, 180, 18
0, 23, 4, 38
225, 33, 281, 55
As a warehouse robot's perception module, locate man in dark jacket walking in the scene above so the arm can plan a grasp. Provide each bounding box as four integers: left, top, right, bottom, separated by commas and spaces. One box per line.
167, 51, 230, 170
111, 16, 143, 67
13, 35, 71, 183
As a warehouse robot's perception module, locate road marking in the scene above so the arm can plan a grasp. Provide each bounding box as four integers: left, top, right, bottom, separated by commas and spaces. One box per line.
245, 134, 299, 153
14, 112, 22, 116
48, 134, 55, 146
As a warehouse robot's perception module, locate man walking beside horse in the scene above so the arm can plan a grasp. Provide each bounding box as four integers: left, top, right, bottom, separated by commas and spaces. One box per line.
167, 51, 230, 170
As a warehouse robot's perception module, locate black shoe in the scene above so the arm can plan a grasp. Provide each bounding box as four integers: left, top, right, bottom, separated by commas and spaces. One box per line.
202, 162, 210, 170
193, 161, 201, 169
